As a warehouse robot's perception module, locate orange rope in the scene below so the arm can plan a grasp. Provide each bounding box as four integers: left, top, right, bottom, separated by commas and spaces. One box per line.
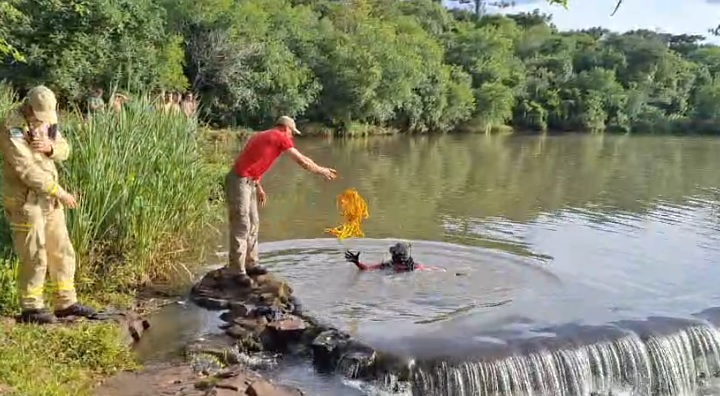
324, 188, 369, 240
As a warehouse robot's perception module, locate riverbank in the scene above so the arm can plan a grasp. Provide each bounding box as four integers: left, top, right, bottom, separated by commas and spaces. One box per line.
91, 267, 402, 396
0, 302, 153, 396
0, 85, 224, 395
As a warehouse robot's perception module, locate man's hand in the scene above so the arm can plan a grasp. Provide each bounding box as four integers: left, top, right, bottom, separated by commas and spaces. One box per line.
319, 167, 337, 181
57, 190, 78, 209
257, 188, 267, 207
30, 137, 53, 154
344, 250, 360, 264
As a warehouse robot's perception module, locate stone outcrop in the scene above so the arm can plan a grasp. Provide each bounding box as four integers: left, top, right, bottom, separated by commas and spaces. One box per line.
96, 266, 414, 396
189, 268, 411, 383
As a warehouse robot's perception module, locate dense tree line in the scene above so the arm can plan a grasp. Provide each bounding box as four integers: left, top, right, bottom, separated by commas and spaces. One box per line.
2, 0, 720, 134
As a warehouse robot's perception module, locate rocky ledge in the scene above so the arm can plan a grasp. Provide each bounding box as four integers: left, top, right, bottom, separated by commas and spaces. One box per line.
95, 268, 412, 396
189, 268, 411, 384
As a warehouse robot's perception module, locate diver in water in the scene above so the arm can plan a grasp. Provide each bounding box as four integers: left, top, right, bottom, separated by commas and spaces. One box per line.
344, 242, 429, 272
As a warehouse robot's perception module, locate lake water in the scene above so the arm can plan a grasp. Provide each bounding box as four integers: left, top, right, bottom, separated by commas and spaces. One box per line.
141, 133, 720, 395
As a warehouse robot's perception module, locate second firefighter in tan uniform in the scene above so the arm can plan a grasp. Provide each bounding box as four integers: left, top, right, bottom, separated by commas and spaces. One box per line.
0, 85, 95, 324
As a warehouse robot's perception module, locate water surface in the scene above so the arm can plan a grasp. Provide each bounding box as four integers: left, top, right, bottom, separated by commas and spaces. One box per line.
169, 133, 720, 394
226, 134, 720, 340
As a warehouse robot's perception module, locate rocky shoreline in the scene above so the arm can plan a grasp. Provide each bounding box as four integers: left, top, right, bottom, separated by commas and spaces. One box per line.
93, 268, 407, 396
86, 267, 720, 396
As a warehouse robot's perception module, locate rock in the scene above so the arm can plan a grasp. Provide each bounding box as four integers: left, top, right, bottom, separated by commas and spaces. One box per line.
186, 336, 243, 368
253, 306, 282, 323
246, 380, 302, 396
186, 268, 406, 387
261, 317, 307, 352
220, 303, 253, 323
85, 310, 150, 345
256, 281, 292, 303
229, 302, 251, 317
226, 324, 250, 338
195, 378, 216, 390
287, 296, 303, 316
223, 326, 263, 352
190, 269, 293, 311
189, 352, 224, 375
310, 329, 351, 371
92, 363, 199, 396
193, 297, 230, 310
336, 348, 377, 379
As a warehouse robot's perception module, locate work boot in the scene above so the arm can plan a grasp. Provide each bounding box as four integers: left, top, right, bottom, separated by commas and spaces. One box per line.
246, 265, 268, 276
18, 308, 58, 325
55, 303, 96, 318
234, 273, 255, 288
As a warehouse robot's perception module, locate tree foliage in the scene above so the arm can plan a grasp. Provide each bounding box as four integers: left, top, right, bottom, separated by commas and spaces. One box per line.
1, 0, 720, 134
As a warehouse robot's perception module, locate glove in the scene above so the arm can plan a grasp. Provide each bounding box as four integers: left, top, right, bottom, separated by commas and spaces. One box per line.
344, 250, 360, 264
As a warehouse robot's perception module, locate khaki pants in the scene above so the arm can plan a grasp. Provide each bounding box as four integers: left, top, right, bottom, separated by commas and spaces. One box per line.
225, 170, 259, 275
6, 203, 77, 310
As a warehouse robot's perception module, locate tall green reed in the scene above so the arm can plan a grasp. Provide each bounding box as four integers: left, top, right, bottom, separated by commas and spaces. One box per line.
62, 93, 221, 290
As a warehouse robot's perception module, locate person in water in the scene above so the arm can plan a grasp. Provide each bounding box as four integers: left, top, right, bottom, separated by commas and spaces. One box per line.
344, 242, 428, 272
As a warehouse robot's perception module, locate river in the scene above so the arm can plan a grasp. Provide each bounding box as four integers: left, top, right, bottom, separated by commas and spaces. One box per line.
137, 133, 720, 395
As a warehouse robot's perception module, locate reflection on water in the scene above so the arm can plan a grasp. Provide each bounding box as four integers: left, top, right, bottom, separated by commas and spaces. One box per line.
199, 134, 720, 394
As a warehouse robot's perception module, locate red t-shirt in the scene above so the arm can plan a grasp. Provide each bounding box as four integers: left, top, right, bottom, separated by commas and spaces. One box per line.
233, 128, 294, 181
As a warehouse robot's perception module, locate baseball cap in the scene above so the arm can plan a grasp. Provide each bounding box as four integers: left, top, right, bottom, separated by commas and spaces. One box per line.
25, 85, 58, 124
276, 115, 302, 135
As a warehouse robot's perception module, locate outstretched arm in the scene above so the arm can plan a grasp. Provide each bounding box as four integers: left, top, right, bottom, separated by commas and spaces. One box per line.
285, 148, 337, 180
344, 250, 384, 271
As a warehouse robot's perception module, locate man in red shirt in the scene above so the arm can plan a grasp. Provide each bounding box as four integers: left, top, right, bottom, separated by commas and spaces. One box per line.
226, 116, 337, 287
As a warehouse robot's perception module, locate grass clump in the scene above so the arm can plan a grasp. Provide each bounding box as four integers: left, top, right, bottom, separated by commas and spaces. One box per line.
0, 320, 137, 396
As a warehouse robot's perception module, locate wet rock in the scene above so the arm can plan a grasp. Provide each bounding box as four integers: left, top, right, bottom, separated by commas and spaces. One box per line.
82, 310, 150, 345
310, 329, 352, 372
287, 296, 303, 316
226, 324, 250, 338
92, 363, 197, 396
116, 311, 151, 343
337, 348, 377, 379
260, 316, 307, 352
246, 380, 303, 396
267, 317, 306, 334
190, 268, 293, 311
94, 362, 303, 396
222, 313, 270, 353
194, 296, 230, 310
229, 302, 251, 317
227, 329, 263, 353
188, 268, 405, 385
253, 306, 283, 323
186, 335, 243, 369
189, 352, 225, 375
233, 317, 268, 332
371, 352, 413, 381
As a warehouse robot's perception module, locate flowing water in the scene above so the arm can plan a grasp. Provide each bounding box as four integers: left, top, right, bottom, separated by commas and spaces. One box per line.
139, 133, 720, 395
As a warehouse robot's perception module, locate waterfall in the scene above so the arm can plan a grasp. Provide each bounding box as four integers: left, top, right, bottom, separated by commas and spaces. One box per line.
405, 315, 720, 396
